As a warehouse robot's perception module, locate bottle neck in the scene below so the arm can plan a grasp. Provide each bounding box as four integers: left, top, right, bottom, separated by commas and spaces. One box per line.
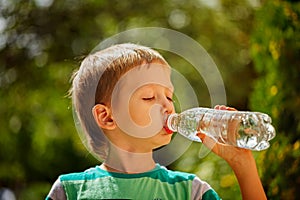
166, 113, 179, 132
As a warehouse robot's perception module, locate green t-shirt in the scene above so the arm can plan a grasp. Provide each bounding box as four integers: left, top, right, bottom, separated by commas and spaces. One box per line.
46, 164, 220, 200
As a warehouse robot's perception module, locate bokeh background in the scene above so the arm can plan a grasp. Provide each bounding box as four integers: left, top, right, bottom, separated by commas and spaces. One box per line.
0, 0, 299, 199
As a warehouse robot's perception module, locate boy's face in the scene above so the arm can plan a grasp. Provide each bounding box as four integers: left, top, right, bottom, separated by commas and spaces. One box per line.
111, 62, 175, 149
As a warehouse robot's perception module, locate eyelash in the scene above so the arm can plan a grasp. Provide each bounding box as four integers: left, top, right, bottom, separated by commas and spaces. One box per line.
142, 97, 173, 102
142, 97, 154, 101
167, 97, 173, 102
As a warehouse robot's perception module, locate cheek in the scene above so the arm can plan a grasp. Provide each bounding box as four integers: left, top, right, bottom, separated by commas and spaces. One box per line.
129, 100, 152, 126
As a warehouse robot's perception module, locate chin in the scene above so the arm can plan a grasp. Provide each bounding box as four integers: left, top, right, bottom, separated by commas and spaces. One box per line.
148, 129, 171, 146
160, 134, 172, 145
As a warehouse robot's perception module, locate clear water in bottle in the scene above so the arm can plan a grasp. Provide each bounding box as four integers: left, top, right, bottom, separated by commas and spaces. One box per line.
166, 107, 276, 151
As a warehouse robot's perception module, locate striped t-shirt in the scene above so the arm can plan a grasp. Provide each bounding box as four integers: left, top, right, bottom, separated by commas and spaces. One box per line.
46, 164, 220, 200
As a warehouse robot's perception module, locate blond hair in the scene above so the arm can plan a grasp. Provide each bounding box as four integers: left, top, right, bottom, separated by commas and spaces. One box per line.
70, 43, 168, 160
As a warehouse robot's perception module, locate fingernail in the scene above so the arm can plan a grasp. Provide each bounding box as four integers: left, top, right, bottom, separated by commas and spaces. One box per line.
197, 133, 206, 141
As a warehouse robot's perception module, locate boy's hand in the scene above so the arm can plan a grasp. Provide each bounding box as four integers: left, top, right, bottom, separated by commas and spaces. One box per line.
197, 105, 267, 200
196, 105, 253, 165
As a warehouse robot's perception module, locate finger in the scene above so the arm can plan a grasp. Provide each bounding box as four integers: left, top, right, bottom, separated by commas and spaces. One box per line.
214, 105, 221, 109
225, 106, 237, 111
214, 105, 237, 111
197, 133, 219, 154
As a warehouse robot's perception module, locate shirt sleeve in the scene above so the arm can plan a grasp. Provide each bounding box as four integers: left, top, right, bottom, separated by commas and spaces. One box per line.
191, 176, 221, 200
46, 178, 67, 200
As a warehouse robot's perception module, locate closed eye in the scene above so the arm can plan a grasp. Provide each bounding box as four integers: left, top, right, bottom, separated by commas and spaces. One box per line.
142, 97, 155, 101
167, 96, 173, 102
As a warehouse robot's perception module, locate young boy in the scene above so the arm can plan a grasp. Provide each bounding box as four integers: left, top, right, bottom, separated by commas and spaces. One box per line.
46, 43, 267, 200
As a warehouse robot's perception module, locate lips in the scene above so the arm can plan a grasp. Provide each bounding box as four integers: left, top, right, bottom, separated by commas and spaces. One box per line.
163, 126, 173, 134
163, 113, 173, 134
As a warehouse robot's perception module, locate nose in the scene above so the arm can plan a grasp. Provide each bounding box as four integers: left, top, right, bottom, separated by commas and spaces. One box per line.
159, 96, 174, 114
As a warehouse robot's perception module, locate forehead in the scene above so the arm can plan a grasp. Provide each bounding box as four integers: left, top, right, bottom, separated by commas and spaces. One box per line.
117, 63, 174, 92
135, 83, 174, 92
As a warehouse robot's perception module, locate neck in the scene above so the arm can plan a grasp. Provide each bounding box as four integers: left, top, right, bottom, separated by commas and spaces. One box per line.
102, 142, 156, 174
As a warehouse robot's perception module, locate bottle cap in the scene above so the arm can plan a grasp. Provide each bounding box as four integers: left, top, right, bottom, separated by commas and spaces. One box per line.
166, 113, 178, 132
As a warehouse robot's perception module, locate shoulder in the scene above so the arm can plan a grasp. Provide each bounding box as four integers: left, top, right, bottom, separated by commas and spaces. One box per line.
47, 166, 103, 200
46, 178, 67, 200
156, 165, 220, 199
159, 165, 195, 178
59, 166, 104, 182
192, 176, 221, 200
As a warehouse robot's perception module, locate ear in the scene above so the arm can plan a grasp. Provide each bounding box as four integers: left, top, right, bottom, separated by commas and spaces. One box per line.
92, 104, 116, 130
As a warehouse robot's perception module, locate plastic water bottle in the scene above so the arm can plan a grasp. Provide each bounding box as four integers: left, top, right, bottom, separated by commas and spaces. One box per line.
166, 107, 276, 151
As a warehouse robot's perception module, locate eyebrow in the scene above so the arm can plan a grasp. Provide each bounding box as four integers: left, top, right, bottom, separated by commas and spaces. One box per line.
143, 83, 174, 91
168, 85, 174, 92
134, 84, 173, 97
163, 83, 174, 93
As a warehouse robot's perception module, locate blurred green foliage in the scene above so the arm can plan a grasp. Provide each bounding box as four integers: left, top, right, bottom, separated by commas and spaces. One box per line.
250, 0, 300, 199
0, 0, 299, 199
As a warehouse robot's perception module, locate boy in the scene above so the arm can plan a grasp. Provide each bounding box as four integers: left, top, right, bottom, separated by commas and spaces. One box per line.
46, 43, 267, 199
